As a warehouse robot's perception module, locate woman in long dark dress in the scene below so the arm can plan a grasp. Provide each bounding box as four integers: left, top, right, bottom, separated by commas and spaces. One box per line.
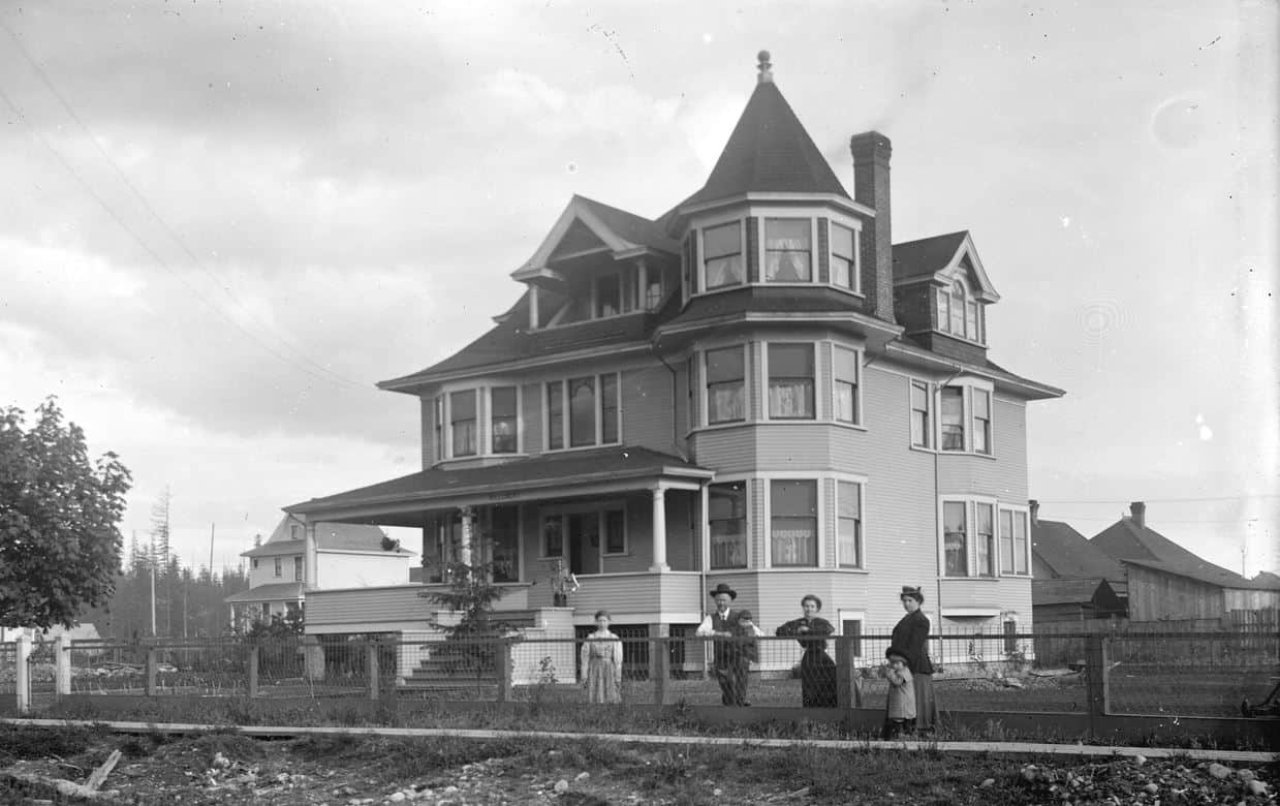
891, 585, 938, 731
775, 594, 837, 707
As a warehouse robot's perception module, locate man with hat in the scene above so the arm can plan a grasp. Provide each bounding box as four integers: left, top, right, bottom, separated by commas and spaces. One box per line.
696, 582, 764, 705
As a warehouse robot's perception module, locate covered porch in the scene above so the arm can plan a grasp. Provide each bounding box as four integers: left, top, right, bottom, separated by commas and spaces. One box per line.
286, 446, 715, 630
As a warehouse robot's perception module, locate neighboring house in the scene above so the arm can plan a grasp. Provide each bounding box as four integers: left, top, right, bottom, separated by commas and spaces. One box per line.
1029, 500, 1128, 623
286, 53, 1063, 661
1091, 502, 1280, 621
225, 518, 414, 629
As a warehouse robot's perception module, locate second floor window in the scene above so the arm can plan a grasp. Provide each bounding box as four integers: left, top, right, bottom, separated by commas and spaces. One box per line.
910, 380, 931, 448
833, 346, 859, 424
450, 390, 478, 457
771, 479, 817, 567
975, 502, 995, 577
491, 386, 518, 454
768, 344, 815, 419
274, 557, 283, 578
972, 389, 992, 455
1000, 508, 1029, 575
830, 222, 858, 290
706, 346, 746, 424
765, 218, 812, 282
294, 556, 304, 581
547, 373, 620, 450
940, 387, 965, 451
703, 221, 744, 289
943, 501, 968, 576
837, 480, 862, 568
709, 482, 748, 569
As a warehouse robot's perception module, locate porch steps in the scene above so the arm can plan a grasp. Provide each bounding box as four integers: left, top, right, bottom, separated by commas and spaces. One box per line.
402, 655, 499, 689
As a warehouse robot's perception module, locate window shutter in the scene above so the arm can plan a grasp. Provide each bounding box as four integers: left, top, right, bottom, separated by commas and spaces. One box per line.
746, 216, 759, 283
817, 218, 830, 284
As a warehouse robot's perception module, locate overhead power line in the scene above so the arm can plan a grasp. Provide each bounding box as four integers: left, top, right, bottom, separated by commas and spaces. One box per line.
0, 20, 368, 392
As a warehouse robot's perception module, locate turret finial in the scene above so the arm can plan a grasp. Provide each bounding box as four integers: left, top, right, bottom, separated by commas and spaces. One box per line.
757, 50, 773, 84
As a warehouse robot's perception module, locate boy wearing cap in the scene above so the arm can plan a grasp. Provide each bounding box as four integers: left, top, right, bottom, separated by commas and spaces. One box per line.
883, 647, 917, 739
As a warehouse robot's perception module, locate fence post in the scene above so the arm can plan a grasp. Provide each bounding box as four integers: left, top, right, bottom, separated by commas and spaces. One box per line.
15, 634, 31, 714
653, 636, 669, 706
367, 641, 379, 701
496, 639, 512, 703
835, 636, 861, 709
248, 646, 259, 698
145, 648, 157, 696
1084, 634, 1111, 727
54, 635, 70, 699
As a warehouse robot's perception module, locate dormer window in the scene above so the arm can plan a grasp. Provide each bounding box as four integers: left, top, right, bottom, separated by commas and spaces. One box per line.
764, 218, 811, 282
704, 221, 745, 289
937, 277, 984, 343
594, 273, 621, 318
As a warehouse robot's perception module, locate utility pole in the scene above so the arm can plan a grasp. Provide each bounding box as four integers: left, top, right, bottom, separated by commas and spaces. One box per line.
149, 562, 157, 637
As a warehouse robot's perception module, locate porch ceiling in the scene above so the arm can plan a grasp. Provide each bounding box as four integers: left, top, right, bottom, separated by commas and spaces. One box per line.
286, 445, 713, 526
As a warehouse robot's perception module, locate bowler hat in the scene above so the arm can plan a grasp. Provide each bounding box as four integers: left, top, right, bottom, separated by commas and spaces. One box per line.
708, 582, 738, 600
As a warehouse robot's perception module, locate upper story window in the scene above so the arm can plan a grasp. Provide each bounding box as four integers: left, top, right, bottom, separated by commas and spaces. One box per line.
837, 480, 863, 568
706, 346, 746, 424
547, 372, 620, 450
294, 556, 304, 582
910, 380, 932, 448
833, 346, 860, 425
764, 218, 811, 282
937, 380, 995, 456
709, 481, 748, 569
943, 500, 968, 576
595, 273, 621, 318
767, 343, 815, 420
937, 277, 984, 343
830, 223, 858, 291
703, 221, 744, 289
274, 557, 283, 578
434, 386, 522, 462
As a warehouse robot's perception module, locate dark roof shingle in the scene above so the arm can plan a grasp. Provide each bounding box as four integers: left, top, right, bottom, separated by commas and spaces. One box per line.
1032, 518, 1125, 581
893, 231, 969, 280
1092, 517, 1252, 588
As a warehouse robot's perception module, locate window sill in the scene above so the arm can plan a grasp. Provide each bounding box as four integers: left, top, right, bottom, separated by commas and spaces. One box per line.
542, 443, 622, 454
938, 449, 998, 460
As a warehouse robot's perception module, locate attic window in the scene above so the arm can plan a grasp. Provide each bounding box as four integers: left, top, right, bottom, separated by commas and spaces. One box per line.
595, 273, 621, 317
937, 276, 984, 343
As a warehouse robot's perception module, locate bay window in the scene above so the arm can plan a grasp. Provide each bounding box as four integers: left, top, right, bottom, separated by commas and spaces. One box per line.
709, 482, 747, 569
833, 346, 859, 424
547, 383, 565, 450
768, 343, 815, 419
703, 221, 744, 289
837, 480, 862, 568
765, 218, 811, 282
771, 479, 817, 567
706, 346, 746, 424
569, 377, 597, 447
491, 386, 518, 454
831, 222, 857, 290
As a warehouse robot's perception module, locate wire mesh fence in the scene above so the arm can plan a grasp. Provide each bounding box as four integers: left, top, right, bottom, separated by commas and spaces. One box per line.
2, 624, 1273, 719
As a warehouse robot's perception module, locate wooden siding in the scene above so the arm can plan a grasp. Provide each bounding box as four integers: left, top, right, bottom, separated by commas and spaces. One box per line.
568, 571, 703, 619
307, 585, 432, 627
936, 397, 1028, 500
316, 553, 413, 589
1225, 588, 1280, 611
1128, 565, 1224, 621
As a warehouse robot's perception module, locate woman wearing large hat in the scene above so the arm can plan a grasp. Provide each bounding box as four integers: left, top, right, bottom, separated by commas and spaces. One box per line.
696, 582, 762, 705
891, 585, 939, 731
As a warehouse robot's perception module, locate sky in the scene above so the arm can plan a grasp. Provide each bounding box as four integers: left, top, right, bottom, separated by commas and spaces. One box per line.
1, 1, 1276, 578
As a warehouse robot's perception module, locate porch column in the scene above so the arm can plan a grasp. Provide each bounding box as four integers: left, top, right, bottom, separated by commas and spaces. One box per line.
459, 505, 474, 567
650, 486, 669, 572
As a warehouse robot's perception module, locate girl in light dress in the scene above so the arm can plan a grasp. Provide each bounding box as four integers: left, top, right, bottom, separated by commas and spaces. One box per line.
579, 609, 623, 704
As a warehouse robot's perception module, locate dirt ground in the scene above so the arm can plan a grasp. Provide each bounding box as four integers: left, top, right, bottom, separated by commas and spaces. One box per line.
1, 725, 1276, 806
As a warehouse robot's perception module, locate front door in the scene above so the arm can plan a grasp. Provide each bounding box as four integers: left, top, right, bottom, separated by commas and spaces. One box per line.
567, 512, 601, 576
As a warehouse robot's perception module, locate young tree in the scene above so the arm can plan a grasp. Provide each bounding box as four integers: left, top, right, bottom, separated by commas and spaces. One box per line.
420, 554, 513, 675
0, 398, 132, 629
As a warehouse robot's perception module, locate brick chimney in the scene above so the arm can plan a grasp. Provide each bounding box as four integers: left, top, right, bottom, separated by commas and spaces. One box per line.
849, 131, 893, 322
1029, 499, 1040, 526
1130, 501, 1146, 529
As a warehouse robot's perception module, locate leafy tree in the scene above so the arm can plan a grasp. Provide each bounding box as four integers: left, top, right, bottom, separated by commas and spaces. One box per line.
0, 398, 132, 629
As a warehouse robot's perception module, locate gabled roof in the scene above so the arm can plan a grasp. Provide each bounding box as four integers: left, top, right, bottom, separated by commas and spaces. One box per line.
1251, 571, 1280, 590
893, 230, 1000, 302
1032, 518, 1125, 582
676, 79, 849, 210
1032, 578, 1111, 607
512, 195, 678, 281
242, 519, 409, 558
1091, 516, 1252, 589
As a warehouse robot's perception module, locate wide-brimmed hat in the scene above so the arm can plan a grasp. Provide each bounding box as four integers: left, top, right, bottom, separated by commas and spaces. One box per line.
900, 585, 925, 604
708, 582, 738, 600
886, 646, 910, 663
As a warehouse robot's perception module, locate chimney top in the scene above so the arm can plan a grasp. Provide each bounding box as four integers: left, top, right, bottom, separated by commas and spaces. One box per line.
757, 50, 773, 84
1029, 499, 1040, 526
1129, 501, 1146, 529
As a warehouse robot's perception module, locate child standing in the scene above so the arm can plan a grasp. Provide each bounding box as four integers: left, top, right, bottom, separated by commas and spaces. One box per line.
720, 610, 760, 706
883, 647, 917, 739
